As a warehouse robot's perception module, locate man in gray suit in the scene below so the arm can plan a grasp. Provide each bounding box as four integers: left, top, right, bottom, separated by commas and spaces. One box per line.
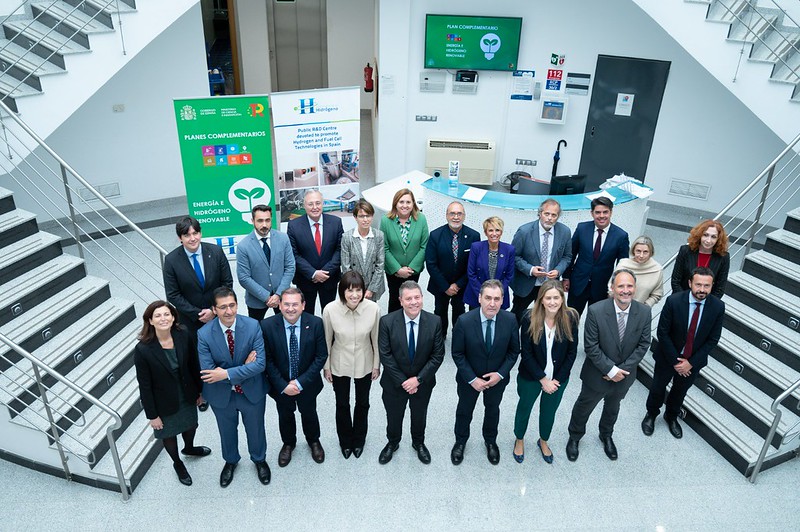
510, 198, 572, 324
566, 268, 651, 462
236, 205, 296, 321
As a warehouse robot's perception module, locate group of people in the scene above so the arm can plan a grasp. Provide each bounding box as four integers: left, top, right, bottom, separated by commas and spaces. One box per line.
134, 187, 730, 487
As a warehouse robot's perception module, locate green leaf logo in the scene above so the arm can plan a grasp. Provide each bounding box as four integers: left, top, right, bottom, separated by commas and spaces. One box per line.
234, 187, 265, 211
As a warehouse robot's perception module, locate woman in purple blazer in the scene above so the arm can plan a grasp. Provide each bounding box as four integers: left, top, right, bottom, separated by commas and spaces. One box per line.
463, 216, 515, 310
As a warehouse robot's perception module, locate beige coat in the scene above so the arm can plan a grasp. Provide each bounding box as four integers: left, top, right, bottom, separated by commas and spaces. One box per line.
322, 298, 381, 378
613, 257, 664, 307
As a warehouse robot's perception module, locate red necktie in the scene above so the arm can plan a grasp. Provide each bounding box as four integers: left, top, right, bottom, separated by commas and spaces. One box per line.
593, 228, 604, 261
683, 303, 701, 359
225, 328, 243, 394
314, 223, 322, 255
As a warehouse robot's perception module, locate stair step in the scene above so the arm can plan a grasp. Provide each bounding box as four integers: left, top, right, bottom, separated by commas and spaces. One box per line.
31, 1, 115, 34
0, 74, 42, 99
707, 0, 750, 24
0, 40, 64, 77
726, 270, 800, 332
728, 13, 778, 43
724, 296, 800, 373
770, 52, 800, 83
3, 20, 89, 55
62, 0, 136, 19
0, 253, 85, 327
0, 187, 15, 215
785, 206, 800, 234
0, 232, 62, 286
91, 409, 161, 493
750, 29, 800, 63
743, 250, 800, 297
764, 228, 800, 264
0, 209, 38, 248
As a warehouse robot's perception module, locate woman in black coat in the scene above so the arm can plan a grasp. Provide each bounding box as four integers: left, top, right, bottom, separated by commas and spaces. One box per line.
134, 300, 210, 486
671, 219, 730, 298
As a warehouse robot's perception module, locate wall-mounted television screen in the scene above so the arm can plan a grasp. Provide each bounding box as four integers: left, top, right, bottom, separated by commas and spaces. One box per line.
424, 14, 522, 71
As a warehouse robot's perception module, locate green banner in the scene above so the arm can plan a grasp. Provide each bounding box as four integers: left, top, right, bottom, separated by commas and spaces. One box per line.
173, 95, 273, 240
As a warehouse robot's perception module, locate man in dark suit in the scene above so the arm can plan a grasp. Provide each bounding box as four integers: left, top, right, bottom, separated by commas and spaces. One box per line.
510, 198, 573, 324
378, 280, 445, 465
450, 279, 520, 465
261, 287, 328, 467
563, 197, 629, 315
642, 267, 725, 438
287, 190, 344, 315
163, 216, 234, 338
566, 269, 651, 461
425, 201, 481, 337
236, 204, 296, 320
197, 287, 270, 487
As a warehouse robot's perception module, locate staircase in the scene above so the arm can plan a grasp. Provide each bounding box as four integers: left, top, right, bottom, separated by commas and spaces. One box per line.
638, 206, 800, 479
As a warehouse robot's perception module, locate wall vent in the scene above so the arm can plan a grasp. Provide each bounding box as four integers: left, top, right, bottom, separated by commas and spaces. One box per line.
668, 179, 710, 200
78, 182, 121, 201
425, 138, 496, 185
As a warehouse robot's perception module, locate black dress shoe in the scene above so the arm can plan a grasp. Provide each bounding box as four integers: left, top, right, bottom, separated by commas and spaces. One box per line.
412, 442, 431, 464
665, 417, 683, 439
341, 447, 353, 459
378, 442, 399, 464
219, 462, 236, 487
310, 441, 325, 463
352, 447, 364, 459
485, 442, 500, 465
566, 438, 580, 462
181, 446, 212, 457
198, 402, 209, 412
450, 442, 465, 465
173, 462, 192, 486
600, 436, 618, 460
255, 461, 271, 485
278, 444, 294, 467
641, 414, 656, 436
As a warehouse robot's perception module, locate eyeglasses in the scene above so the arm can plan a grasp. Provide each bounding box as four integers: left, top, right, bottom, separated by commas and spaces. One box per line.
215, 304, 237, 311
356, 214, 372, 219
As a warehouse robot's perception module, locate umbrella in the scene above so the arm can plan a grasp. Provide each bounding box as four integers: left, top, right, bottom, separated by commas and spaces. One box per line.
551, 139, 567, 178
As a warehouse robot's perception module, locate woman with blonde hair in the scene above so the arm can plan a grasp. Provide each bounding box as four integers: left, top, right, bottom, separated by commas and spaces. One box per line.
671, 219, 729, 298
463, 216, 515, 310
612, 235, 664, 307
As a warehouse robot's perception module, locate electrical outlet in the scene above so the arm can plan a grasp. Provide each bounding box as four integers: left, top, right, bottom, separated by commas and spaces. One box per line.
112, 104, 125, 113
515, 158, 537, 166
415, 115, 424, 121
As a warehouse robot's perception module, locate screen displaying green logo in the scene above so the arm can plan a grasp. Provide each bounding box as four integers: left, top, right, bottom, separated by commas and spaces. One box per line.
424, 14, 522, 71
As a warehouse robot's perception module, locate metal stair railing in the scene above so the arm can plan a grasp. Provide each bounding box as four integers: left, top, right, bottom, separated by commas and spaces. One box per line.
0, 0, 128, 102
0, 98, 168, 309
0, 332, 130, 500
749, 375, 800, 482
647, 130, 800, 482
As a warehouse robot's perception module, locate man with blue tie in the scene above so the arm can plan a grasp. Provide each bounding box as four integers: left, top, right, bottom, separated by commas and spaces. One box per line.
425, 201, 481, 337
261, 287, 328, 467
236, 204, 296, 321
198, 287, 270, 487
563, 197, 629, 315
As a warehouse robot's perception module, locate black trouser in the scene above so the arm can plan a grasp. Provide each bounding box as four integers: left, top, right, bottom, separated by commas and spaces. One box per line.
247, 306, 280, 322
298, 283, 337, 316
511, 286, 541, 325
454, 379, 507, 445
568, 381, 633, 440
332, 374, 372, 449
386, 272, 421, 314
646, 358, 699, 421
567, 281, 605, 316
273, 390, 321, 447
433, 292, 466, 336
382, 384, 433, 446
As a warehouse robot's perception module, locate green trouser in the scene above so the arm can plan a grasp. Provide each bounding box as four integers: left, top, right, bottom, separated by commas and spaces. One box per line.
513, 374, 569, 441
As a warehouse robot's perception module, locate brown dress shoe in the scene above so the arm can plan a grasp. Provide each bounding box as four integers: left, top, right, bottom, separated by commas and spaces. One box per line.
278, 444, 294, 467
309, 441, 325, 463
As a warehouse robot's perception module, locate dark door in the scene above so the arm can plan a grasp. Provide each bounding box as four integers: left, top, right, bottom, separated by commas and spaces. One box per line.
578, 55, 670, 191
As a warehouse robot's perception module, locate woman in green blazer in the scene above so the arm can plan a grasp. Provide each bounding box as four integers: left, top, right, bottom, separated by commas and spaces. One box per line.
380, 188, 429, 313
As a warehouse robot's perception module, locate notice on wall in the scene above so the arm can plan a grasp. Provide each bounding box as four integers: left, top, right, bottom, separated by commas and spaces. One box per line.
510, 70, 535, 100
173, 95, 273, 250
565, 72, 591, 95
615, 93, 635, 116
271, 87, 361, 230
545, 69, 564, 92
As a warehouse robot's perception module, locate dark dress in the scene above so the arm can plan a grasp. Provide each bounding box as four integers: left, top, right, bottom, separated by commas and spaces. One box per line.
153, 348, 198, 439
670, 244, 729, 298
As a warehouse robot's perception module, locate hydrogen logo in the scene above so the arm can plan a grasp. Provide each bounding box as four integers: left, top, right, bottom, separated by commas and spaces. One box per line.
479, 33, 501, 60
295, 98, 315, 114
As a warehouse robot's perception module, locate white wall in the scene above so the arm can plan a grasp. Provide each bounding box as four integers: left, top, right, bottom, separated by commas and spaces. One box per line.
234, 0, 271, 94
0, 0, 23, 15
327, 0, 376, 109
375, 0, 790, 215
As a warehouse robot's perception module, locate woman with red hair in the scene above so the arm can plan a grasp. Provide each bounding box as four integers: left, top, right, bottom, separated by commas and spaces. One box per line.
670, 219, 729, 298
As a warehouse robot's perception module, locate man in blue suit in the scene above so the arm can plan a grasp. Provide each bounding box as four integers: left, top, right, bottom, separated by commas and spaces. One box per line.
563, 197, 629, 315
198, 287, 270, 487
287, 190, 344, 315
425, 201, 481, 337
510, 198, 573, 324
236, 204, 296, 321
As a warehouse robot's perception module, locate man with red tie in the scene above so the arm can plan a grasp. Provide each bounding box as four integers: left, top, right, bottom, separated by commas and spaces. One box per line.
642, 267, 725, 439
287, 190, 344, 315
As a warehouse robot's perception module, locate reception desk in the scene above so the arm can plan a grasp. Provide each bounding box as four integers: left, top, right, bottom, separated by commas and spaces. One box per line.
363, 171, 651, 240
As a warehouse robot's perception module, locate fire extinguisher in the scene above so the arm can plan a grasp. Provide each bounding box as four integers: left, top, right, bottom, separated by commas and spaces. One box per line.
364, 63, 374, 93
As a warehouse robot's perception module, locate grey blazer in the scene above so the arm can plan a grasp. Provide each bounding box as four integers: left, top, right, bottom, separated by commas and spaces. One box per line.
510, 220, 572, 297
236, 230, 296, 310
340, 227, 385, 300
579, 298, 652, 394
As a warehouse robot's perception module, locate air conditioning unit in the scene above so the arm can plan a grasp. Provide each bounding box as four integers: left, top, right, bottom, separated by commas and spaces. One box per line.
425, 138, 496, 185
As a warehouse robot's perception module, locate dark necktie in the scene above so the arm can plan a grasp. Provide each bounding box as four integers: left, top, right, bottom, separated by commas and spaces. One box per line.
289, 325, 299, 379
408, 321, 415, 363
452, 232, 459, 262
314, 223, 322, 255
225, 328, 243, 394
593, 228, 604, 261
261, 237, 271, 265
684, 303, 702, 358
192, 253, 205, 287
485, 319, 493, 351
